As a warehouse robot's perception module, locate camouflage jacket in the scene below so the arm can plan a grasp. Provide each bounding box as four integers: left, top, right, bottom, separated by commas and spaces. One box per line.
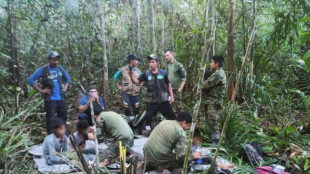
201, 68, 227, 105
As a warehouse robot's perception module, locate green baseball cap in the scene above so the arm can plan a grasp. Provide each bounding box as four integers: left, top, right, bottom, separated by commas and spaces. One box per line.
147, 54, 159, 61
47, 51, 61, 59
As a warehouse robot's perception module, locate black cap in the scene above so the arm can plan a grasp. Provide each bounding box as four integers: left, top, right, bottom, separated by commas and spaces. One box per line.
147, 54, 159, 61
127, 54, 140, 61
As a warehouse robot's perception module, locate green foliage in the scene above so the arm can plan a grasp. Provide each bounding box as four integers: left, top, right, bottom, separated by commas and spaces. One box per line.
0, 0, 310, 173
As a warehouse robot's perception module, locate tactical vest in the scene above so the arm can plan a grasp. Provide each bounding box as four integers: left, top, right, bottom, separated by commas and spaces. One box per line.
42, 64, 65, 101
121, 65, 141, 96
146, 69, 169, 104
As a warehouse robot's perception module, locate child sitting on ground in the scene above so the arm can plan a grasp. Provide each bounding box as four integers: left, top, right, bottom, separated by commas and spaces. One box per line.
42, 118, 69, 165
73, 120, 95, 154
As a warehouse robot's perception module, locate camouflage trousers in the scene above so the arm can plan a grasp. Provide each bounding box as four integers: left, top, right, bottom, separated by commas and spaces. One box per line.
205, 104, 221, 139
145, 151, 183, 172
171, 90, 183, 114
99, 138, 134, 163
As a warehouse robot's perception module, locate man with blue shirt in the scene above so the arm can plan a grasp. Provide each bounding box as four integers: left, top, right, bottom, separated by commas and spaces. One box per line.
113, 54, 143, 116
28, 51, 70, 134
78, 86, 105, 126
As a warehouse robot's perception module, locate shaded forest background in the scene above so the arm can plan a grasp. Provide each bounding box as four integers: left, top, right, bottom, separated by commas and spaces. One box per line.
0, 0, 310, 173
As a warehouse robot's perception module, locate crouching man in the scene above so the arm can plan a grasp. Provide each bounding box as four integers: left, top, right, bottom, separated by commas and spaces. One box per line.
42, 118, 69, 165
92, 104, 134, 166
143, 112, 201, 173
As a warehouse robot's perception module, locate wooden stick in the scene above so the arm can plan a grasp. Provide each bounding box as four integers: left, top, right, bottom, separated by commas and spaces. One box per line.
69, 135, 92, 174
205, 25, 257, 174
89, 161, 98, 174
90, 101, 100, 167
182, 3, 216, 173
53, 151, 83, 172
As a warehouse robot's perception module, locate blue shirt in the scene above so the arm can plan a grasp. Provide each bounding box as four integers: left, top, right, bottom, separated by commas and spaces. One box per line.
27, 65, 71, 100
80, 96, 105, 108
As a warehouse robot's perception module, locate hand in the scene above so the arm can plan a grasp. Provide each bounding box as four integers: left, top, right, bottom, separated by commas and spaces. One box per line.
128, 71, 133, 76
91, 94, 99, 102
170, 96, 174, 103
178, 87, 183, 93
118, 85, 123, 91
192, 152, 202, 159
40, 88, 51, 94
88, 133, 95, 140
89, 127, 94, 133
79, 144, 86, 150
100, 159, 109, 167
63, 86, 68, 92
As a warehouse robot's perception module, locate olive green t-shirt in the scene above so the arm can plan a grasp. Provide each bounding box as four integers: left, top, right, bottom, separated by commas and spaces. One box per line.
144, 120, 189, 166
97, 111, 134, 141
165, 60, 187, 90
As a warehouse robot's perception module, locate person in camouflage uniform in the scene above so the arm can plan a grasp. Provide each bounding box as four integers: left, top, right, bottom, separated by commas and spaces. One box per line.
164, 49, 187, 114
92, 105, 134, 166
144, 112, 201, 173
201, 55, 226, 145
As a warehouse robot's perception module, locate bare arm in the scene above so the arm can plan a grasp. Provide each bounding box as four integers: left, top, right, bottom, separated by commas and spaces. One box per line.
63, 83, 69, 92
129, 71, 140, 84
140, 82, 144, 88
32, 84, 51, 94
167, 83, 174, 103
79, 102, 89, 113
115, 81, 123, 91
178, 80, 186, 93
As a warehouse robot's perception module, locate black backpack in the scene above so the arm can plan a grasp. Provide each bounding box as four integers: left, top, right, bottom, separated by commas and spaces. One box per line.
239, 142, 264, 167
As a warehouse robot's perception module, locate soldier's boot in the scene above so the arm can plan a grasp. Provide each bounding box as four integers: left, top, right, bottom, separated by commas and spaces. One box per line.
211, 139, 219, 146
211, 132, 220, 146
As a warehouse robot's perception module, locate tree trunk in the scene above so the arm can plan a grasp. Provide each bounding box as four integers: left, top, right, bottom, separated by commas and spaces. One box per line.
210, 0, 216, 56
6, 0, 20, 87
96, 0, 109, 101
161, 0, 165, 52
131, 0, 141, 52
249, 0, 256, 88
227, 0, 236, 101
150, 0, 156, 53
160, 0, 166, 65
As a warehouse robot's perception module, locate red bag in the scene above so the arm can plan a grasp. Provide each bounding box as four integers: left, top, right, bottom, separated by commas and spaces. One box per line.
257, 166, 289, 174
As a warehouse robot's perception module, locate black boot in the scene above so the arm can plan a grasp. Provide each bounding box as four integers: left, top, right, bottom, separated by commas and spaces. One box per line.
211, 139, 219, 146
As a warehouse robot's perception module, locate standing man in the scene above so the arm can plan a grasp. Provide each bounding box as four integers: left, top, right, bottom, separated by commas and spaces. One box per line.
113, 54, 142, 116
201, 55, 226, 145
144, 112, 201, 173
28, 51, 70, 135
164, 49, 187, 114
78, 86, 105, 126
129, 54, 176, 132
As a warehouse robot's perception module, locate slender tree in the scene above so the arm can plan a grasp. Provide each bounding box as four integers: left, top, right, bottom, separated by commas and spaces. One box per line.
249, 0, 256, 88
6, 0, 20, 87
131, 0, 141, 52
227, 0, 236, 100
95, 0, 109, 101
151, 0, 156, 53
